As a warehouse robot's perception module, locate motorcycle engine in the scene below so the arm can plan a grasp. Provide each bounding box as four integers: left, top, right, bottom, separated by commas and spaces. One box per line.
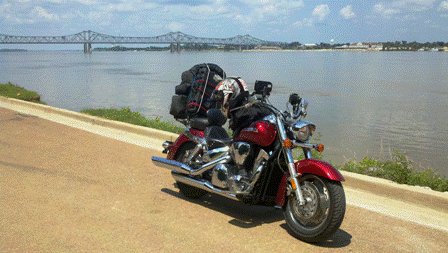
230, 142, 255, 168
211, 142, 257, 192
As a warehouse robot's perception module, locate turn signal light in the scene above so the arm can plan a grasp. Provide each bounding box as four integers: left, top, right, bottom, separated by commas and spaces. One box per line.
316, 144, 325, 153
283, 138, 294, 149
290, 178, 297, 190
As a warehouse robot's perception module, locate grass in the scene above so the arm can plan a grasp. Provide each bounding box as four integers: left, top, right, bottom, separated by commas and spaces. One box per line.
81, 107, 183, 134
340, 151, 448, 192
0, 82, 42, 103
81, 106, 447, 192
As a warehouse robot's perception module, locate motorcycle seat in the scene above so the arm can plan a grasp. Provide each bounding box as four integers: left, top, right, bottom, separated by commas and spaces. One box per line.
190, 117, 208, 130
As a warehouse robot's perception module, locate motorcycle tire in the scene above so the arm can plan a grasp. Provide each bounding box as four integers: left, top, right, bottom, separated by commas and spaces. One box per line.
174, 142, 207, 199
283, 174, 346, 243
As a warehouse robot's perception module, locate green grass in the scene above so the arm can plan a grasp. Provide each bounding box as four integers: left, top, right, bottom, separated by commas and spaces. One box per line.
339, 151, 448, 192
81, 107, 183, 134
0, 82, 42, 103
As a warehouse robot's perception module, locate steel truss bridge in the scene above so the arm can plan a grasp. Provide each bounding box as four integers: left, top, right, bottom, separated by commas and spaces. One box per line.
0, 30, 281, 53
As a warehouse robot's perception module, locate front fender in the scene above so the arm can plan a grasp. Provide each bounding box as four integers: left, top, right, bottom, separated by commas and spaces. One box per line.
296, 159, 345, 182
275, 159, 344, 207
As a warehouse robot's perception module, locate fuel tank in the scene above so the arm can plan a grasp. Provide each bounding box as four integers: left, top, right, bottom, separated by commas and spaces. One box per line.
234, 121, 277, 147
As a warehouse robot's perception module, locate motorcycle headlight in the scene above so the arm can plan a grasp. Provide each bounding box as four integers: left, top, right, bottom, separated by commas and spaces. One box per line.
291, 120, 316, 142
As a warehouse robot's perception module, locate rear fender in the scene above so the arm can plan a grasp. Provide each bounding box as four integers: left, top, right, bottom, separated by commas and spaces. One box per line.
166, 129, 204, 160
275, 159, 344, 207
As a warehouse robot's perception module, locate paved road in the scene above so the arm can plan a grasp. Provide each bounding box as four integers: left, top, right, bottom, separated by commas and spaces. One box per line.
1, 107, 447, 252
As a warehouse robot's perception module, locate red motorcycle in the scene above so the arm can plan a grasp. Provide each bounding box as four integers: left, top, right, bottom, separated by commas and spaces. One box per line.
152, 81, 346, 242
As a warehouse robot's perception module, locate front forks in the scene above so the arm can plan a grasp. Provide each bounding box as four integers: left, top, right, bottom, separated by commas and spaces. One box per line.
276, 116, 306, 206
284, 149, 306, 206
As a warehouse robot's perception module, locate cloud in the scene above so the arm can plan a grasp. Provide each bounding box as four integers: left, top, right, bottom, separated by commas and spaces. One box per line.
166, 22, 184, 32
439, 0, 448, 11
102, 2, 158, 13
292, 18, 313, 28
238, 0, 305, 24
75, 0, 97, 5
374, 0, 437, 17
32, 6, 59, 21
374, 3, 401, 16
293, 4, 330, 29
312, 4, 330, 21
0, 1, 36, 24
340, 5, 355, 19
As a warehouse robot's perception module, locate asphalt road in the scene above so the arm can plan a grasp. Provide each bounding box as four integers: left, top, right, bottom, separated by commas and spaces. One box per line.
1, 107, 447, 252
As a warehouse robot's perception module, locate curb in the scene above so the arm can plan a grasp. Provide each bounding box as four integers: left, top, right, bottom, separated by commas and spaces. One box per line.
1, 96, 447, 211
341, 170, 447, 212
0, 96, 178, 142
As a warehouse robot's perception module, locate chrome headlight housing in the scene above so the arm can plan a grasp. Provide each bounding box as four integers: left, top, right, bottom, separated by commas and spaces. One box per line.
291, 120, 316, 142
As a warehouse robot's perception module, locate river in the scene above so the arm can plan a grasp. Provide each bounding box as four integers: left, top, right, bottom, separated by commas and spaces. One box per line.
1, 50, 447, 176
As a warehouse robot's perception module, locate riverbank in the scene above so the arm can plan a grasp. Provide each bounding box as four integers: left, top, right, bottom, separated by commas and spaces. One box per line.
0, 82, 42, 103
81, 107, 183, 134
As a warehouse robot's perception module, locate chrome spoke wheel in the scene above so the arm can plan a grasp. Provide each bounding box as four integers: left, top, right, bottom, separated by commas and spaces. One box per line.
290, 175, 330, 229
283, 174, 346, 243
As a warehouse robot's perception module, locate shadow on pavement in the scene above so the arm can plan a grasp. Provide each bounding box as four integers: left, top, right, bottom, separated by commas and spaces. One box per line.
161, 187, 283, 228
162, 186, 352, 248
280, 223, 352, 248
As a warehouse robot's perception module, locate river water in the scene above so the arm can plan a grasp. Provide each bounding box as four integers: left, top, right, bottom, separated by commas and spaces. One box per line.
1, 50, 447, 176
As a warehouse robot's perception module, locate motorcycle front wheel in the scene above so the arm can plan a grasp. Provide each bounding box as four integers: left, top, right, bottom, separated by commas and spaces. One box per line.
283, 174, 346, 243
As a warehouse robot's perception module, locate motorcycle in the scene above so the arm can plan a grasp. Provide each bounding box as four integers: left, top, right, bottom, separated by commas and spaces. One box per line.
151, 81, 346, 243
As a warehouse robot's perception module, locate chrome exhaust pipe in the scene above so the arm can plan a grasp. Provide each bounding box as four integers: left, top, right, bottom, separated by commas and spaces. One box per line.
172, 171, 239, 201
152, 156, 192, 174
151, 155, 232, 176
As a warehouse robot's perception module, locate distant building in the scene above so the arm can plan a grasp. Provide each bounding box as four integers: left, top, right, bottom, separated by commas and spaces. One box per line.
303, 43, 317, 48
335, 42, 382, 51
255, 46, 282, 50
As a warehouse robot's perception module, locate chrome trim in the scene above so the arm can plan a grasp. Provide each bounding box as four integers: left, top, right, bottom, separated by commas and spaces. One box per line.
241, 161, 265, 194
211, 164, 230, 189
196, 155, 231, 175
162, 141, 172, 150
304, 149, 312, 159
292, 140, 319, 150
152, 156, 192, 175
203, 146, 230, 163
262, 114, 277, 124
230, 142, 251, 166
186, 143, 203, 162
243, 127, 258, 133
236, 149, 270, 195
276, 114, 306, 206
252, 149, 269, 174
151, 155, 231, 176
291, 120, 316, 132
172, 171, 239, 201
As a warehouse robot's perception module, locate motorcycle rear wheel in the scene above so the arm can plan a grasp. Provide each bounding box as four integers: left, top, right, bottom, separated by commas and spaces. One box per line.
174, 142, 207, 199
284, 174, 346, 243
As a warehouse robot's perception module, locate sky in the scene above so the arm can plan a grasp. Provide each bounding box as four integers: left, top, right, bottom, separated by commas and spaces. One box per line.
1, 0, 448, 45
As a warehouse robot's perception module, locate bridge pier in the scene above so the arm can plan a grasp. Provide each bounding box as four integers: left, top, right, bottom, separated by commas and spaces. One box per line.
170, 43, 180, 53
83, 43, 92, 54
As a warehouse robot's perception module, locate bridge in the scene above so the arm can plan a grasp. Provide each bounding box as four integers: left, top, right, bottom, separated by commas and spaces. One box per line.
0, 30, 281, 53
